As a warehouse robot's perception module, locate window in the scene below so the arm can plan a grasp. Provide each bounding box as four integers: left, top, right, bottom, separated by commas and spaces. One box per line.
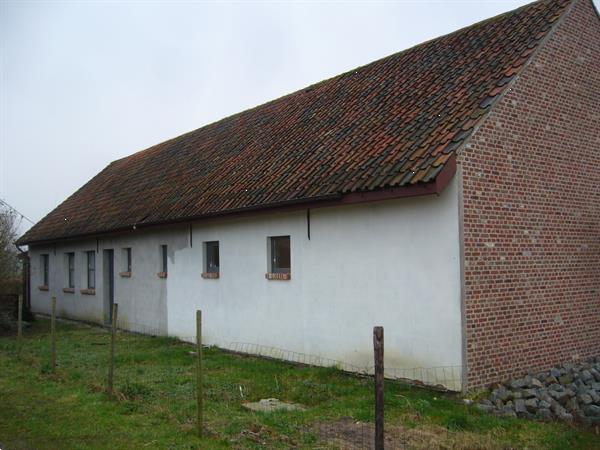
269, 236, 291, 274
41, 254, 49, 287
86, 251, 96, 289
123, 247, 132, 272
204, 241, 219, 274
67, 253, 75, 288
160, 245, 168, 273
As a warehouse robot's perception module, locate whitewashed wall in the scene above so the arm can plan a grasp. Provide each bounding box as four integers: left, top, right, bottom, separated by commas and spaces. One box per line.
29, 176, 463, 389
28, 227, 181, 334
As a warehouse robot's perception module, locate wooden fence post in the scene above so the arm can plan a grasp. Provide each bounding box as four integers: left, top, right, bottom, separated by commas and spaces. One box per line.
51, 296, 57, 371
17, 294, 23, 356
373, 326, 384, 450
196, 310, 203, 438
108, 303, 118, 397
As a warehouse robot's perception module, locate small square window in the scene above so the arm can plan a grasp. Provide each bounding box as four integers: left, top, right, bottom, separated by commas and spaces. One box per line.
41, 254, 49, 287
269, 236, 290, 274
86, 251, 95, 289
204, 241, 219, 274
66, 253, 75, 288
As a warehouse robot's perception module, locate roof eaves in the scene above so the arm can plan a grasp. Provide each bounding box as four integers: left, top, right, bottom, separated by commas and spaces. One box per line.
18, 159, 458, 247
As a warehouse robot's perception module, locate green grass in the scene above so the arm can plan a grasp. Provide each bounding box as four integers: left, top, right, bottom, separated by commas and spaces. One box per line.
0, 319, 598, 449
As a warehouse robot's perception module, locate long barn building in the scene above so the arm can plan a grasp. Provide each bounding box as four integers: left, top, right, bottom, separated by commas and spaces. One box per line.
18, 0, 600, 391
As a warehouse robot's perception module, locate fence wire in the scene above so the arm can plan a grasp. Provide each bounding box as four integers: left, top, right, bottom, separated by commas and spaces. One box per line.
3, 314, 464, 449
224, 342, 461, 392
109, 316, 462, 392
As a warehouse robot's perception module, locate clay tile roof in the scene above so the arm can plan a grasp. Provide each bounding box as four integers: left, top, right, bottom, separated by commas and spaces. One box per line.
18, 0, 572, 245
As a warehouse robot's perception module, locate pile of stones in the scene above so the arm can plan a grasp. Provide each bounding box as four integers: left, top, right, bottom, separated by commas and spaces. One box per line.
476, 357, 600, 425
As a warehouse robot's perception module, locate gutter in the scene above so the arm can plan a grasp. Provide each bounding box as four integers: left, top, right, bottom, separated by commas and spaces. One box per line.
19, 155, 456, 246
15, 243, 28, 257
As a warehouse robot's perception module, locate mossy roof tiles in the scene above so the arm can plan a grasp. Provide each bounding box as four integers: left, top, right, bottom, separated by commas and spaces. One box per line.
19, 0, 572, 244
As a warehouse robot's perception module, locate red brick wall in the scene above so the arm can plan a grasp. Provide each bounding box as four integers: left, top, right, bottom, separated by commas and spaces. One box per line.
459, 0, 600, 389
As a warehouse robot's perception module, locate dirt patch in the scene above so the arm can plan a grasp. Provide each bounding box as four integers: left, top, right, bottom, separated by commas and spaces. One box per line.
318, 417, 498, 450
229, 423, 298, 448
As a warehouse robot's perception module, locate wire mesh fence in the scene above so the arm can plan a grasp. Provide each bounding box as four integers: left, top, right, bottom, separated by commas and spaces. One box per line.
3, 307, 464, 449
108, 320, 463, 392
225, 341, 462, 392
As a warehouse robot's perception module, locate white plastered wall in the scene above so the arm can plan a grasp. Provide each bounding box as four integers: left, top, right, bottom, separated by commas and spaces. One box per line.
29, 176, 463, 389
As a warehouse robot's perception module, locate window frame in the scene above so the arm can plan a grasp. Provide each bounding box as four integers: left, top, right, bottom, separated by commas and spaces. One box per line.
86, 251, 96, 289
67, 252, 75, 288
269, 236, 291, 274
203, 241, 220, 274
124, 247, 132, 273
160, 245, 168, 274
41, 254, 49, 287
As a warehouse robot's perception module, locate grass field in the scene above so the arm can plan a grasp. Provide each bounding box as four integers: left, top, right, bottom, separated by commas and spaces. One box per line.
0, 318, 598, 449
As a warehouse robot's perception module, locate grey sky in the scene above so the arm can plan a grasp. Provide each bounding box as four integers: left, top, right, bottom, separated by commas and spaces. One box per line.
2, 0, 598, 236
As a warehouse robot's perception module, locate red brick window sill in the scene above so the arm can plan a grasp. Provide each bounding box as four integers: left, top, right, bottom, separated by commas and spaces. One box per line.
157, 272, 168, 279
201, 272, 219, 279
119, 271, 131, 278
265, 272, 291, 281
80, 288, 96, 295
63, 287, 75, 294
38, 285, 49, 291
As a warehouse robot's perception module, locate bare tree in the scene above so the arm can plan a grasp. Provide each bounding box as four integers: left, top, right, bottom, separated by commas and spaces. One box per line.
0, 204, 20, 281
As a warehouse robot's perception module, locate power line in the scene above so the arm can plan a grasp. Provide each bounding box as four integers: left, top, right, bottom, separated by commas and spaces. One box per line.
0, 198, 35, 225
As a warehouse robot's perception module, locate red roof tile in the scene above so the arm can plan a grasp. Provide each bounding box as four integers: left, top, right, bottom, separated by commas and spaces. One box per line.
18, 0, 572, 245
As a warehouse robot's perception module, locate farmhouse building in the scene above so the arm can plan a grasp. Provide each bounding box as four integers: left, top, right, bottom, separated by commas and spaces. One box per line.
18, 0, 600, 391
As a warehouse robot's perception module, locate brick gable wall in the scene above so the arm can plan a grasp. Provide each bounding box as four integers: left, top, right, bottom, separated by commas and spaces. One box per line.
459, 0, 600, 389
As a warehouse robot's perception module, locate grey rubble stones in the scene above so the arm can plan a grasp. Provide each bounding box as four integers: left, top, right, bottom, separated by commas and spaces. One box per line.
476, 357, 600, 424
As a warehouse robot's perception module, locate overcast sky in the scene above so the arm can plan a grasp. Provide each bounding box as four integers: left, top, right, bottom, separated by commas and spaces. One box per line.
2, 0, 598, 236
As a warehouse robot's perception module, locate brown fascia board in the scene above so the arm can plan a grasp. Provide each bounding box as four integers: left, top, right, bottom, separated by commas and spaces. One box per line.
23, 156, 457, 247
